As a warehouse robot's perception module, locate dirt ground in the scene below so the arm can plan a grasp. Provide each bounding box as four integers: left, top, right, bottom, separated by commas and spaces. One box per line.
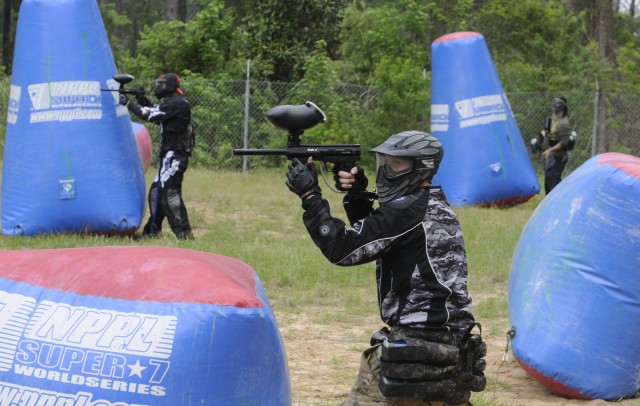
276, 307, 640, 406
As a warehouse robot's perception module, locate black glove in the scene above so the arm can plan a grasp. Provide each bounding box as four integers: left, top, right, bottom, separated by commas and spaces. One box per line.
286, 158, 321, 199
334, 165, 369, 193
119, 94, 130, 106
136, 94, 152, 107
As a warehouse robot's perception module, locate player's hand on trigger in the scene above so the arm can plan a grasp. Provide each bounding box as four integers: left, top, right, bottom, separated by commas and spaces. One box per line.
336, 166, 368, 193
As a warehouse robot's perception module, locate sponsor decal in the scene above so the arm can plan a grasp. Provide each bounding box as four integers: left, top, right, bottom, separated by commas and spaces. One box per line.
27, 81, 103, 123
430, 104, 449, 132
0, 290, 177, 404
7, 85, 20, 125
59, 179, 76, 200
0, 382, 147, 406
454, 94, 507, 129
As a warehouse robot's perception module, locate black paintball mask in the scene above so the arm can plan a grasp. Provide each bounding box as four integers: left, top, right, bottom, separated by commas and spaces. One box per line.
370, 131, 444, 203
154, 73, 183, 99
552, 97, 567, 116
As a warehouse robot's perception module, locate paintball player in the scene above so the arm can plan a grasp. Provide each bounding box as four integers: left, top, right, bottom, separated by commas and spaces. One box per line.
121, 73, 194, 239
538, 97, 572, 194
285, 131, 486, 405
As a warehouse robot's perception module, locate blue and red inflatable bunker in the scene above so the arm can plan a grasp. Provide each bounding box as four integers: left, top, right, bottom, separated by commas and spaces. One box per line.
430, 32, 539, 207
0, 246, 290, 405
508, 153, 640, 400
1, 0, 146, 236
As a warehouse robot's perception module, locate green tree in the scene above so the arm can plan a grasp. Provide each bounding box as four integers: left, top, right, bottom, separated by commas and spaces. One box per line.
472, 0, 589, 91
336, 0, 474, 150
117, 0, 239, 79
339, 0, 473, 84
236, 0, 348, 82
1, 0, 20, 73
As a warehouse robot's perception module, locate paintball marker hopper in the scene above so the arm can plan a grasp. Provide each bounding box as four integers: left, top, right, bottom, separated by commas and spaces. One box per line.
266, 101, 326, 135
101, 73, 146, 97
113, 73, 134, 87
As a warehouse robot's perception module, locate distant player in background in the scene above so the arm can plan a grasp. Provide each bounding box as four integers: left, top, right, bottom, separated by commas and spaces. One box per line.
121, 73, 194, 239
538, 97, 573, 194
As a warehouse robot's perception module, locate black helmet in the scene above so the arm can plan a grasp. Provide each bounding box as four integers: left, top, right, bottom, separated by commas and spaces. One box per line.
154, 72, 183, 99
370, 131, 444, 203
552, 97, 567, 115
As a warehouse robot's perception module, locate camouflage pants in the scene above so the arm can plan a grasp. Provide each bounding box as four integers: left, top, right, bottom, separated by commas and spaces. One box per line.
340, 345, 470, 406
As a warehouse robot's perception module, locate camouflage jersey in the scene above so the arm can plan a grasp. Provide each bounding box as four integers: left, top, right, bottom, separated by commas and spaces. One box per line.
301, 186, 475, 332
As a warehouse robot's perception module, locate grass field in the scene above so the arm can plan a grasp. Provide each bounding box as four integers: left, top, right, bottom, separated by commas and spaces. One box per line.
0, 167, 535, 314
2, 166, 614, 406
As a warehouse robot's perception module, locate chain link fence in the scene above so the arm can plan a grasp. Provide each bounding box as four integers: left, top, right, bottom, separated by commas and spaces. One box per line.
0, 75, 637, 179
180, 81, 638, 177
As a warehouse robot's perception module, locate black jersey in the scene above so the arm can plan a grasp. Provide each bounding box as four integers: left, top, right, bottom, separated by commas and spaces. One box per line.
301, 187, 474, 331
128, 95, 191, 155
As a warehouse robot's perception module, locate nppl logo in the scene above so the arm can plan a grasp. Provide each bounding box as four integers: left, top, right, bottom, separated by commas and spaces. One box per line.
0, 290, 177, 400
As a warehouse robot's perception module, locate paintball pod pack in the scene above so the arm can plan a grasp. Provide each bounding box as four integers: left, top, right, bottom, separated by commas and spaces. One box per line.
233, 101, 362, 172
101, 74, 151, 106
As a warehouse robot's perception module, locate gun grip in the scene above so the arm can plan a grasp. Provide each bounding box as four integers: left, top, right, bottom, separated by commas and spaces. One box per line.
331, 161, 354, 174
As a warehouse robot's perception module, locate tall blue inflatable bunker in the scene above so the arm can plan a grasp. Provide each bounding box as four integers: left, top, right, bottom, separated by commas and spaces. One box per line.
430, 32, 539, 207
508, 153, 640, 400
1, 0, 145, 236
0, 246, 291, 405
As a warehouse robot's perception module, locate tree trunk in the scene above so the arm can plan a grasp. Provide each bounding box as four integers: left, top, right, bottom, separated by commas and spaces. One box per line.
165, 0, 187, 21
177, 0, 187, 21
596, 0, 614, 61
596, 0, 614, 153
2, 0, 11, 71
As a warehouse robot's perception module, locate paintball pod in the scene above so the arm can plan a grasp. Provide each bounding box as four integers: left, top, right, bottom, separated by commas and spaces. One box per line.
101, 74, 151, 106
233, 101, 361, 172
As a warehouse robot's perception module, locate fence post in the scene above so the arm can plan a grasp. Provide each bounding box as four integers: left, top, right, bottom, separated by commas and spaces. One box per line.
242, 59, 251, 172
592, 82, 598, 157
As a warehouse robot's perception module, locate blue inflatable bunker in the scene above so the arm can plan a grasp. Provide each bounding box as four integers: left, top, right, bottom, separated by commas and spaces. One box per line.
430, 32, 539, 207
508, 153, 640, 400
0, 246, 290, 405
1, 0, 145, 236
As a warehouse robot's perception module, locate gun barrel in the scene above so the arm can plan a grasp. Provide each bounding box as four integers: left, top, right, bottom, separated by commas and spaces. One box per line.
232, 149, 288, 156
233, 145, 360, 158
100, 88, 145, 95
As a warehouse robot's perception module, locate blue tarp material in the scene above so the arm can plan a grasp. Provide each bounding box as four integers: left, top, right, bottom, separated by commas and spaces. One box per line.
430, 32, 539, 207
1, 0, 145, 236
0, 246, 291, 405
508, 153, 640, 400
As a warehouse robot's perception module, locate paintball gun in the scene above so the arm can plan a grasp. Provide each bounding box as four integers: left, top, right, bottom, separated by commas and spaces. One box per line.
530, 117, 551, 154
234, 101, 369, 194
233, 101, 360, 167
101, 74, 151, 106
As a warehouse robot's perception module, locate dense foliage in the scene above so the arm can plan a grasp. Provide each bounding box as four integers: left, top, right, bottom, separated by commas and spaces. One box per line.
2, 0, 638, 167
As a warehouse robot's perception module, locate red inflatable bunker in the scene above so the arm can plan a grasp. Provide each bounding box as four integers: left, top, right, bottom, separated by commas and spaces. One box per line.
132, 122, 153, 173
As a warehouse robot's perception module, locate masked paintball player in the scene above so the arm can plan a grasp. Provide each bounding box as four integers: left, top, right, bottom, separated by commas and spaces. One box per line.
285, 131, 486, 405
121, 73, 194, 240
538, 97, 572, 194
